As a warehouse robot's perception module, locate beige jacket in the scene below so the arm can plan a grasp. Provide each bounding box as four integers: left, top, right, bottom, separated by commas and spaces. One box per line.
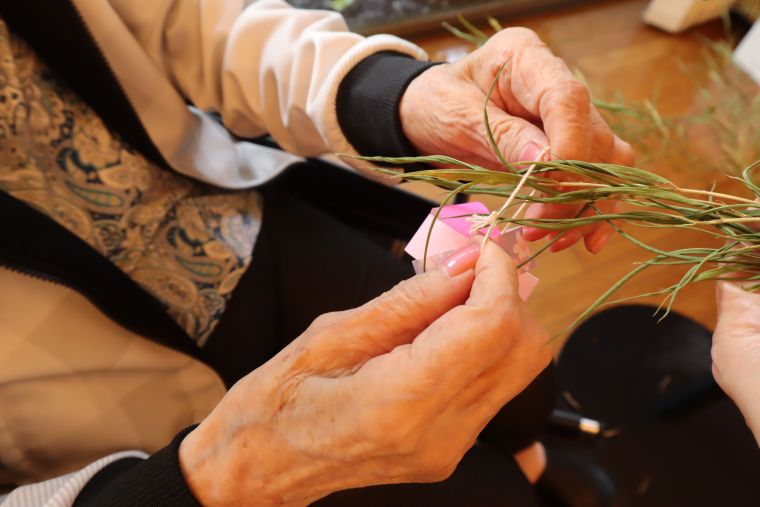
0, 0, 427, 500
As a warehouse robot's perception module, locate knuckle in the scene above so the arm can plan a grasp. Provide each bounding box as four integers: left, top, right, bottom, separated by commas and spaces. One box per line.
560, 79, 592, 109
460, 304, 522, 353
617, 139, 636, 165
388, 279, 428, 313
415, 450, 461, 482
370, 280, 429, 330
540, 78, 590, 117
301, 310, 358, 349
490, 118, 519, 139
489, 119, 525, 158
306, 310, 347, 333
594, 129, 616, 161
504, 27, 540, 44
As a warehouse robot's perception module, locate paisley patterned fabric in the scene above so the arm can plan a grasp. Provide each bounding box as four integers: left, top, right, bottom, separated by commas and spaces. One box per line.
0, 21, 262, 346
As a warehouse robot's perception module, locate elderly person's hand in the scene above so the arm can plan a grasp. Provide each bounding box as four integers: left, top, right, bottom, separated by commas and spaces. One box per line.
400, 28, 635, 254
177, 242, 552, 506
713, 279, 760, 444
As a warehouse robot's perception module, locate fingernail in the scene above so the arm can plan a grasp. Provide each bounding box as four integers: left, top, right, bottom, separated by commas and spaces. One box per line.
550, 234, 576, 253
587, 236, 605, 255
588, 228, 614, 255
522, 226, 548, 241
519, 143, 544, 163
441, 243, 481, 276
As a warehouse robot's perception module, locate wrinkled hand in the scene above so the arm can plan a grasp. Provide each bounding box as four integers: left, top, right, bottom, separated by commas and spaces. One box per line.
713, 280, 760, 444
400, 27, 635, 253
178, 243, 552, 506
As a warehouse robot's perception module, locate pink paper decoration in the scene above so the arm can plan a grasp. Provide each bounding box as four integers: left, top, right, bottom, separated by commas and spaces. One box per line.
406, 202, 539, 301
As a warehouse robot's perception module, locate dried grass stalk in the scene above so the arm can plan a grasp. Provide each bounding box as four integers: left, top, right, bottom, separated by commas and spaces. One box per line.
340, 17, 760, 331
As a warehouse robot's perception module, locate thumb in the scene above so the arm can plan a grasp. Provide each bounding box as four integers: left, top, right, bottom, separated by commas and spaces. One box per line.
303, 245, 480, 370
715, 281, 760, 338
380, 242, 526, 396
482, 106, 549, 168
713, 280, 760, 441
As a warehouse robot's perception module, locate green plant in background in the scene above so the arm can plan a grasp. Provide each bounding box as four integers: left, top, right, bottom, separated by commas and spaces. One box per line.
442, 15, 506, 46
683, 36, 760, 174
330, 0, 354, 12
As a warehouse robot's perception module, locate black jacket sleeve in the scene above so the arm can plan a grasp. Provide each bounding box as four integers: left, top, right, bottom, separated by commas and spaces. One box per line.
336, 51, 439, 163
73, 426, 202, 507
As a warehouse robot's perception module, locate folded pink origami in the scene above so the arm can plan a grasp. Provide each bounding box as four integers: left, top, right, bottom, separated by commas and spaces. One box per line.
405, 202, 539, 301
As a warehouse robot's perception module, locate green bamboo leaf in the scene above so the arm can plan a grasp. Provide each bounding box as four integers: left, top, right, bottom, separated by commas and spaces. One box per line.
441, 22, 484, 46
556, 260, 659, 340
486, 16, 503, 32
407, 169, 523, 185
457, 14, 489, 41
659, 243, 735, 318
742, 160, 760, 198
484, 61, 514, 171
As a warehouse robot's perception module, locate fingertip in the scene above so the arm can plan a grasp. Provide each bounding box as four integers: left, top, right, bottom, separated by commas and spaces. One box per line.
522, 205, 551, 241
478, 238, 514, 267
523, 226, 550, 241
467, 239, 519, 305
518, 142, 548, 164
549, 232, 580, 253
613, 135, 636, 166
584, 223, 614, 254
441, 243, 481, 277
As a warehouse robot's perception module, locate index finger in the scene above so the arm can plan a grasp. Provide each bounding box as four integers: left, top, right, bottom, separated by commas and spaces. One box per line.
489, 31, 593, 161
465, 240, 520, 307
514, 47, 591, 161
384, 242, 525, 394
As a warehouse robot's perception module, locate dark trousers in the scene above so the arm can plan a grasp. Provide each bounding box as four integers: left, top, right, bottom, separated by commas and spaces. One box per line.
205, 161, 553, 506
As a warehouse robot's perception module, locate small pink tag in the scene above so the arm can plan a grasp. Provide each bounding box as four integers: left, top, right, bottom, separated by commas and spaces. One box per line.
405, 202, 497, 260
406, 202, 540, 301
438, 202, 501, 238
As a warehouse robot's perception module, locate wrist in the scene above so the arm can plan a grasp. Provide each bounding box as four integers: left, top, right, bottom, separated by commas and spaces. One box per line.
179, 419, 250, 507
178, 416, 298, 507
177, 407, 344, 506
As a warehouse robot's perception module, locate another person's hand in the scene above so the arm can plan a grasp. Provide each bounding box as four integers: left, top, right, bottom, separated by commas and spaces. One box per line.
400, 27, 635, 254
713, 279, 760, 444
178, 243, 552, 506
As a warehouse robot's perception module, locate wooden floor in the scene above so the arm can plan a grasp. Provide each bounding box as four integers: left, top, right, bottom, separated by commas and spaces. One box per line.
403, 0, 745, 345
